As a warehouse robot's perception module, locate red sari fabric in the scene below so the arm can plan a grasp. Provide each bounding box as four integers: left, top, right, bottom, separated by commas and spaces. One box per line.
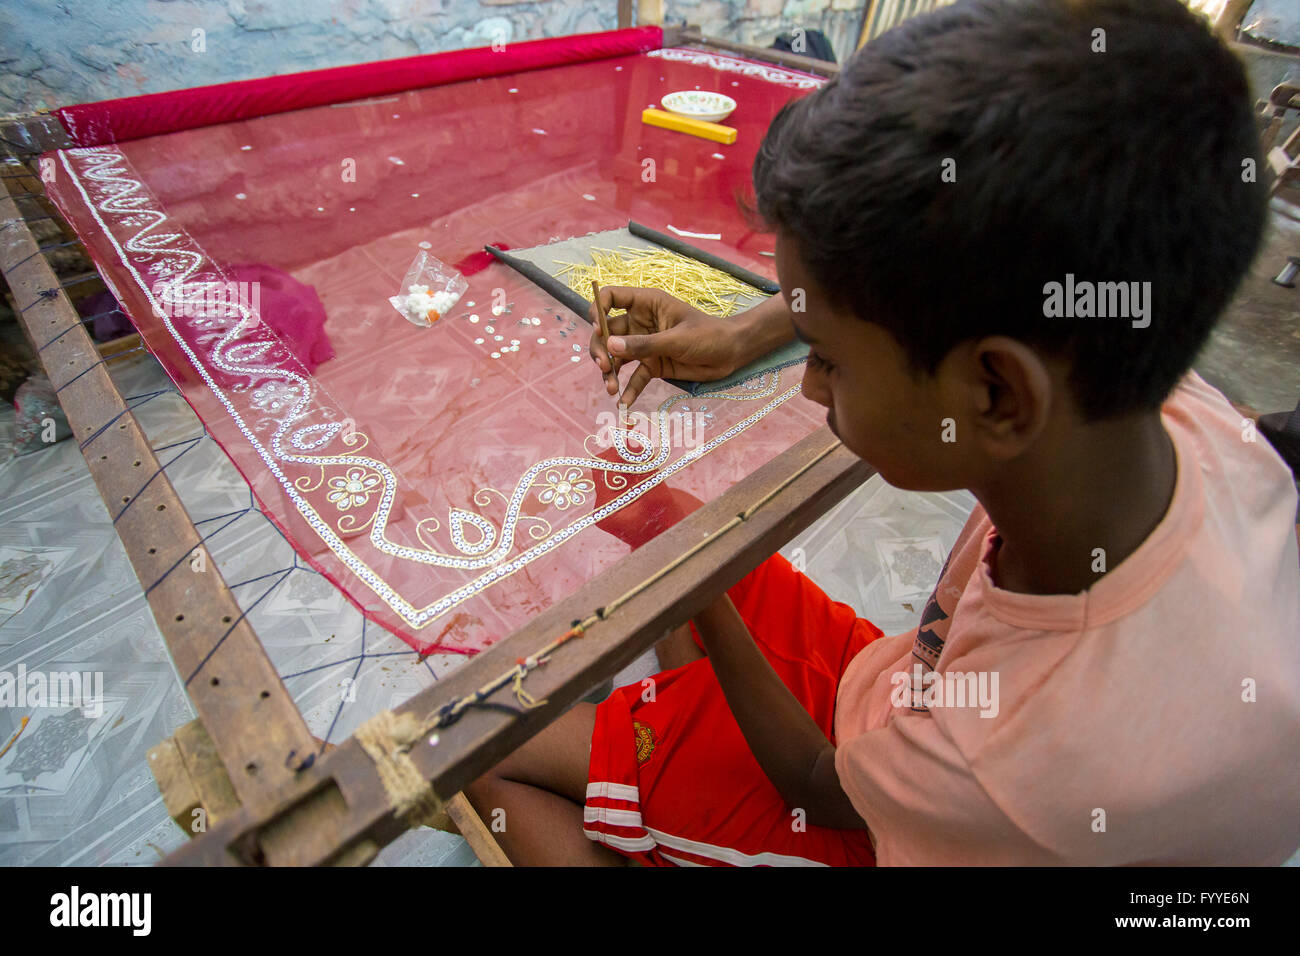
43, 40, 830, 654
56, 27, 666, 147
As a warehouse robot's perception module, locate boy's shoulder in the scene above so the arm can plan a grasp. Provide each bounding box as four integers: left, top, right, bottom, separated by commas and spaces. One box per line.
943, 371, 1300, 861
1163, 369, 1297, 496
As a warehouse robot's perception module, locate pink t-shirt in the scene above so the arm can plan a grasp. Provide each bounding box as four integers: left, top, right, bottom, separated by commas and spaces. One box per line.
833, 370, 1300, 864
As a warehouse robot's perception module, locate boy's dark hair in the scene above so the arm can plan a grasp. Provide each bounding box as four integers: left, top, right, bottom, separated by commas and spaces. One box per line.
752, 0, 1267, 420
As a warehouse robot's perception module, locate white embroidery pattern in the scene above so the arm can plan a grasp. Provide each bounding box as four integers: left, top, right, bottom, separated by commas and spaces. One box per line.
649, 48, 826, 90
60, 146, 804, 631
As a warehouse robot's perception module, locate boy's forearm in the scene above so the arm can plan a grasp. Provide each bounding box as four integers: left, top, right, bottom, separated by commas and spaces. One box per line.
727, 295, 797, 369
692, 595, 866, 830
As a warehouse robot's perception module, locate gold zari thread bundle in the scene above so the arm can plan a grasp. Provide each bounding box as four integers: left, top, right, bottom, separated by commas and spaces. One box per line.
555, 246, 767, 317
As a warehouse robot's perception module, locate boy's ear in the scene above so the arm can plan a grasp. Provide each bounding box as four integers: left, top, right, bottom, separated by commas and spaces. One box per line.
964, 336, 1054, 460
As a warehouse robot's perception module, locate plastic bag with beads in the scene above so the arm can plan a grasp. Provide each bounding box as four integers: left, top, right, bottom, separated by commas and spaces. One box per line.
388, 249, 468, 327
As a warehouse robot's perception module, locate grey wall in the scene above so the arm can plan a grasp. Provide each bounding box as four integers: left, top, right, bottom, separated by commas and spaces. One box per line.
0, 0, 867, 116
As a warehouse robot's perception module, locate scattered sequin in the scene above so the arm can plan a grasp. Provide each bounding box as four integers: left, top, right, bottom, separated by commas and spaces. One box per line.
235, 193, 247, 200
572, 344, 581, 352
570, 355, 581, 362
469, 315, 479, 323
531, 317, 542, 326
485, 325, 495, 334
470, 378, 481, 387
537, 337, 547, 344
494, 335, 504, 341
418, 241, 432, 249
240, 145, 252, 151
474, 338, 484, 344
466, 301, 475, 307
491, 351, 501, 359
510, 339, 520, 346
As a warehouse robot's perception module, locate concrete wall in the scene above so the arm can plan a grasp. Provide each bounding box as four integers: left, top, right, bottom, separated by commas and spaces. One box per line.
0, 0, 867, 116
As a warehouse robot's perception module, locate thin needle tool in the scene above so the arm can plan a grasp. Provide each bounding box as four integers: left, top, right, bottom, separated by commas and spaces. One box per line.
591, 279, 619, 401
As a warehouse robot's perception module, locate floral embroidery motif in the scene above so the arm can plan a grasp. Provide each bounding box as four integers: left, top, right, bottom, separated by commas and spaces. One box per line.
145, 256, 189, 278
536, 468, 595, 511
326, 467, 382, 511
250, 381, 299, 413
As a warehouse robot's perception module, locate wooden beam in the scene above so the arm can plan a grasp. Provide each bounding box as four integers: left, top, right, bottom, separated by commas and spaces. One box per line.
858, 0, 882, 50
637, 0, 664, 27
446, 793, 512, 866
1214, 0, 1253, 40
147, 718, 512, 864
165, 429, 872, 865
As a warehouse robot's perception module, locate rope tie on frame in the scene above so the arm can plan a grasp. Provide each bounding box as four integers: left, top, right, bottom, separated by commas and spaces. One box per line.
354, 709, 445, 830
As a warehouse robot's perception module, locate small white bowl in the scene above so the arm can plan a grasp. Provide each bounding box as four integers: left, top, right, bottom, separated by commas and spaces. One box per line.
661, 90, 737, 124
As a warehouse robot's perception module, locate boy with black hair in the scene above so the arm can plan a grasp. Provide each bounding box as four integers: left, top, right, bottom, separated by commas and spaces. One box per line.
465, 0, 1300, 865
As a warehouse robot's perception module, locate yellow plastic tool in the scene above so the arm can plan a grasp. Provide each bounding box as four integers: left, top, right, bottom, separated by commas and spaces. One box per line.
641, 108, 737, 145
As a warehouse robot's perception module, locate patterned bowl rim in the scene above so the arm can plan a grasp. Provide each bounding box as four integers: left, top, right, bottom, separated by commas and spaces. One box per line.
660, 90, 738, 116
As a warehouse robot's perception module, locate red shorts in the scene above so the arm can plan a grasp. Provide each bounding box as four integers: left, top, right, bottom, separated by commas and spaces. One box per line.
584, 554, 884, 866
